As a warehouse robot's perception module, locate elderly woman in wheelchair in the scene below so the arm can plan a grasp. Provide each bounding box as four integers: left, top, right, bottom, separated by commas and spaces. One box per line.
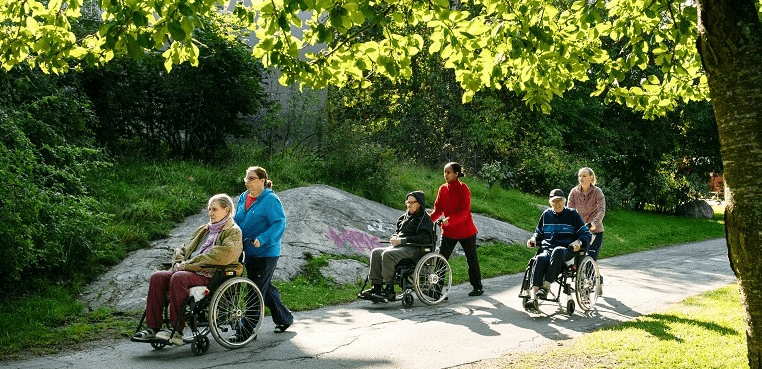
520, 189, 598, 314
131, 194, 263, 355
358, 191, 452, 307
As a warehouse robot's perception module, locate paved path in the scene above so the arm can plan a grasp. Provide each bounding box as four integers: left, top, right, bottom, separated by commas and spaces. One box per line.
7, 239, 735, 369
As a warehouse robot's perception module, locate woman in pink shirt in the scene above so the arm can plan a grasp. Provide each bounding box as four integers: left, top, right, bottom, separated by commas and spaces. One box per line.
568, 167, 606, 294
430, 162, 482, 296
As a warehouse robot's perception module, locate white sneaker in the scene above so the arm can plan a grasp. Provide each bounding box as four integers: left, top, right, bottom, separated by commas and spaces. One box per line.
155, 329, 171, 340
167, 331, 184, 346
156, 330, 185, 345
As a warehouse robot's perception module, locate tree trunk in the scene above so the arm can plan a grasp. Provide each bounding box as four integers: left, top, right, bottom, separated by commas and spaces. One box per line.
697, 1, 762, 367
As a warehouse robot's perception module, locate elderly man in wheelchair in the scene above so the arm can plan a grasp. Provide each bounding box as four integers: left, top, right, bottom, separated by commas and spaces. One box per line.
523, 189, 593, 313
358, 191, 451, 306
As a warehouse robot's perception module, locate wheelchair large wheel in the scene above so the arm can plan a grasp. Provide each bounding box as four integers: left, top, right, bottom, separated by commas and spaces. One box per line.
209, 277, 264, 349
574, 256, 600, 311
413, 253, 452, 305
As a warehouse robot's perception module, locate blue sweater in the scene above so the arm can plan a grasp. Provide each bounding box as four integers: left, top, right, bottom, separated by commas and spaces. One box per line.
532, 207, 591, 252
234, 188, 286, 260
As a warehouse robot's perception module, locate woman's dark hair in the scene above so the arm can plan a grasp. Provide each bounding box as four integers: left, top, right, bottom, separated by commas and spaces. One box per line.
245, 166, 273, 189
445, 162, 465, 178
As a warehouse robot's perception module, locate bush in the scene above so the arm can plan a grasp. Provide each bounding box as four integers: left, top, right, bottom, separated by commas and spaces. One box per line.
0, 104, 111, 292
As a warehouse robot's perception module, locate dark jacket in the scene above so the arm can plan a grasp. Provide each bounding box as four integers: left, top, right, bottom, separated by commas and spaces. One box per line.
393, 191, 435, 246
532, 207, 591, 252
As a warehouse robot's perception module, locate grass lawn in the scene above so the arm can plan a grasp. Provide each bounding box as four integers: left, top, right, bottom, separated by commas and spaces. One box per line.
460, 284, 748, 369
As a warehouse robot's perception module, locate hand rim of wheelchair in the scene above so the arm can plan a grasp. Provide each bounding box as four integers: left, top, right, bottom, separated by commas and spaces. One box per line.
208, 277, 264, 350
412, 252, 452, 305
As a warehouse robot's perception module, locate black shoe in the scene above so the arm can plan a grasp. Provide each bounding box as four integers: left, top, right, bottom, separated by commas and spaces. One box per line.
468, 288, 483, 296
536, 288, 548, 299
373, 285, 396, 301
274, 323, 291, 333
359, 284, 382, 299
229, 330, 255, 343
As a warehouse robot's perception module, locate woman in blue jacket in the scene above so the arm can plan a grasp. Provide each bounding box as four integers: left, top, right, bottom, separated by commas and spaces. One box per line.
234, 166, 293, 337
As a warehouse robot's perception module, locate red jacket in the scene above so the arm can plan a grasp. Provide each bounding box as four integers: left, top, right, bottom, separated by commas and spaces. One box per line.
430, 179, 478, 239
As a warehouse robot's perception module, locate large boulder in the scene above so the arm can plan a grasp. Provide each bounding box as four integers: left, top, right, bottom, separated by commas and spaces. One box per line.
80, 185, 532, 312
675, 199, 715, 219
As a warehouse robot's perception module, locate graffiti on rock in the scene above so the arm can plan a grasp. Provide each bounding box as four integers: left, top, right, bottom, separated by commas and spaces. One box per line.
325, 228, 384, 253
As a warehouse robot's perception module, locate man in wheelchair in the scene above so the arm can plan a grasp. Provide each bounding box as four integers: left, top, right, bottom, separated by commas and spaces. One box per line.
359, 191, 435, 302
526, 189, 591, 304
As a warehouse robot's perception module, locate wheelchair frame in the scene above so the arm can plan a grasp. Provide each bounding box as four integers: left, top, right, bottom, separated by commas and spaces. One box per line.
358, 224, 452, 307
131, 263, 265, 356
518, 242, 600, 315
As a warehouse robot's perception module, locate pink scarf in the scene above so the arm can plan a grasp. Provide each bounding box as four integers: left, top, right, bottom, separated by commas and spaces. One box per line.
195, 219, 227, 256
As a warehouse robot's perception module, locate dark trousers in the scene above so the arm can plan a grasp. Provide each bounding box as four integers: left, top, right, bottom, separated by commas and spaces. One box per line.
245, 256, 293, 327
440, 234, 482, 290
587, 232, 604, 261
531, 246, 574, 287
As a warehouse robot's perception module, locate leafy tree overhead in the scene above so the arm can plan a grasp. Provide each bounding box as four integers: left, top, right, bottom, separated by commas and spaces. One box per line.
2, 0, 761, 366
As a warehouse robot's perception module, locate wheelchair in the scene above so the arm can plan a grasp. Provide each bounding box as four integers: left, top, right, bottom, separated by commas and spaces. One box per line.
518, 236, 600, 315
358, 225, 452, 307
131, 261, 265, 356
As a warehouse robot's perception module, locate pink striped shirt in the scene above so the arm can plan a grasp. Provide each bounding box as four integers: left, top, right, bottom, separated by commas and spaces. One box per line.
568, 185, 605, 233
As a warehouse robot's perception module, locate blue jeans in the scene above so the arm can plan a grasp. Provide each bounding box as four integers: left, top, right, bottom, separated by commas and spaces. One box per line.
531, 246, 574, 287
587, 232, 604, 261
245, 256, 293, 327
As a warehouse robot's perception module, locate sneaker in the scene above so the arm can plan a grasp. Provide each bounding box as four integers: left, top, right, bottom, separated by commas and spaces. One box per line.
156, 330, 184, 346
468, 288, 484, 296
132, 328, 157, 341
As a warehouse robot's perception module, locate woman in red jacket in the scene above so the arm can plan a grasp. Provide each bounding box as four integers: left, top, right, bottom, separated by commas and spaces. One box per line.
430, 162, 483, 296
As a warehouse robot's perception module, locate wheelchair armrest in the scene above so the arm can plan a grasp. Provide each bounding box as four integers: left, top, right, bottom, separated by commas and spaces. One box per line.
406, 243, 435, 254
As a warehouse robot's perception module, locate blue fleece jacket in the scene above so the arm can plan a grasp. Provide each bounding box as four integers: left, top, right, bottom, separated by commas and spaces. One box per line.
234, 188, 286, 260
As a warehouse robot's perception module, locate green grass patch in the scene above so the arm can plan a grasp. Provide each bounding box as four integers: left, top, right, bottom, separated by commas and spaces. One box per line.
273, 253, 369, 311
0, 285, 138, 360
484, 284, 748, 369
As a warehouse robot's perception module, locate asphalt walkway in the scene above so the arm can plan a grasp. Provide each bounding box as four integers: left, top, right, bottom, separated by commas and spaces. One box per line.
7, 238, 735, 369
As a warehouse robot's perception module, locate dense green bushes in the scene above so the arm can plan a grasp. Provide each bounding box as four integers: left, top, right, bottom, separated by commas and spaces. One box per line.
0, 69, 112, 293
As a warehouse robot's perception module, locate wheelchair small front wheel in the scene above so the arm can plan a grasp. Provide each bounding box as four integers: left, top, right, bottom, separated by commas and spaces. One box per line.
401, 292, 414, 308
566, 299, 576, 315
151, 341, 167, 350
191, 335, 210, 356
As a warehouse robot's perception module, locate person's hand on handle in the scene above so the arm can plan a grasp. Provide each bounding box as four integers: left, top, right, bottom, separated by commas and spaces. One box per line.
526, 237, 537, 248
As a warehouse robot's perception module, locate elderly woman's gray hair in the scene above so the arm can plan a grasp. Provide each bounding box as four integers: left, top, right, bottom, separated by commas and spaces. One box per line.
208, 194, 235, 221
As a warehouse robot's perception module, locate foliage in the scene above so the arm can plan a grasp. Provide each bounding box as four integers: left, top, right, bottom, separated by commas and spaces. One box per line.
0, 0, 709, 119
0, 67, 111, 292
78, 15, 267, 158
